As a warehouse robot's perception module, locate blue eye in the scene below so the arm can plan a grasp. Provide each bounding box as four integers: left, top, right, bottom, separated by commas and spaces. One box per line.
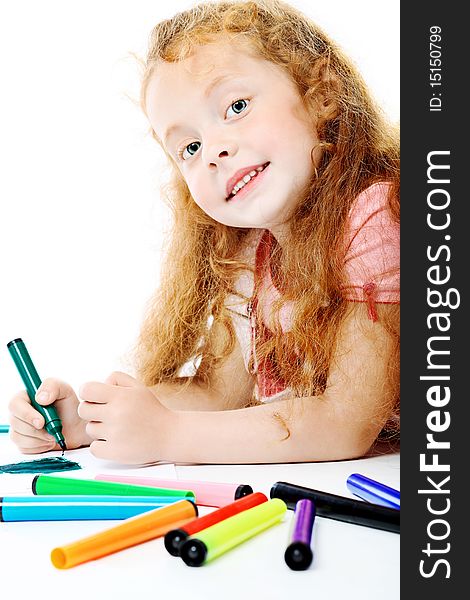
181, 141, 201, 160
226, 99, 250, 118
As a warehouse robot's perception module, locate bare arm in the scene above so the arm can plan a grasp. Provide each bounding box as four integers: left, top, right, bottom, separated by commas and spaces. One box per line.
157, 303, 399, 463
149, 318, 256, 411
78, 303, 399, 465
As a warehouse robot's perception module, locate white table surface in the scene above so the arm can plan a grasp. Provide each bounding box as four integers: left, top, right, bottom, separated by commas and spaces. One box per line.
0, 436, 399, 600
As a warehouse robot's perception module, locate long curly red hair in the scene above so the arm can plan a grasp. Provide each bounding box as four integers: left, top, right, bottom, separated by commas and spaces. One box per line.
133, 0, 400, 432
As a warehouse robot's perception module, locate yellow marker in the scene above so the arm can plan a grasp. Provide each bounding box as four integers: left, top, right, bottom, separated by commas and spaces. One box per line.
179, 498, 287, 566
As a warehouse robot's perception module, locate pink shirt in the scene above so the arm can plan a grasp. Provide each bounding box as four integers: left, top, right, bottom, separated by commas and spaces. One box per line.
340, 182, 400, 318
252, 182, 400, 401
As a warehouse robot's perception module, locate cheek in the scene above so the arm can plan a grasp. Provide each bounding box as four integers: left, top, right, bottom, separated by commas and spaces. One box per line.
185, 172, 217, 214
250, 107, 315, 160
244, 114, 280, 150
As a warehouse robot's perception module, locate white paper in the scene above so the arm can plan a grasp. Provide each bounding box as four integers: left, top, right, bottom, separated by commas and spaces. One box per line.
0, 437, 176, 495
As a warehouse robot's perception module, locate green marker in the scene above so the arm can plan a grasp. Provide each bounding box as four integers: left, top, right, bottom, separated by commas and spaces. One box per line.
7, 338, 67, 452
179, 498, 287, 566
32, 474, 196, 500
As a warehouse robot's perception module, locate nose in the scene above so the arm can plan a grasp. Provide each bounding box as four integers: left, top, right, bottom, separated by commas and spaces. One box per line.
203, 133, 238, 168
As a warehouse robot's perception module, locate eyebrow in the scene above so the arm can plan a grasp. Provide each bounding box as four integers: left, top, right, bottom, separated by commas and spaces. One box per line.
203, 73, 236, 98
162, 74, 239, 147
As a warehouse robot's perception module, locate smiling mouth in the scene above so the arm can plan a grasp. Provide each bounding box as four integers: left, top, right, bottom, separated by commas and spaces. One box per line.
226, 162, 270, 200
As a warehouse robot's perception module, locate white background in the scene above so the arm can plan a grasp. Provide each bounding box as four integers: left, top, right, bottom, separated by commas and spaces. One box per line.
0, 0, 399, 423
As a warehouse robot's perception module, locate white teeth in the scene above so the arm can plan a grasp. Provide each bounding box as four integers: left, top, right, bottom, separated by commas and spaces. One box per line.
229, 164, 268, 198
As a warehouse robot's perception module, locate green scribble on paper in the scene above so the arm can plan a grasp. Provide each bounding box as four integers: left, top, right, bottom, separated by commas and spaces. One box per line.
0, 457, 82, 474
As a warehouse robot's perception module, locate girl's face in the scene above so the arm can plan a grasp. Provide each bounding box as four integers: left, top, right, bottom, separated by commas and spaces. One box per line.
145, 40, 320, 239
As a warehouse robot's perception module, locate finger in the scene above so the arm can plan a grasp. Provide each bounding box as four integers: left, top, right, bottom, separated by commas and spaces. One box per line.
8, 391, 45, 430
85, 421, 106, 440
36, 378, 75, 406
9, 428, 56, 451
89, 439, 112, 460
104, 371, 140, 388
9, 415, 56, 443
77, 400, 107, 422
79, 381, 113, 404
15, 444, 58, 455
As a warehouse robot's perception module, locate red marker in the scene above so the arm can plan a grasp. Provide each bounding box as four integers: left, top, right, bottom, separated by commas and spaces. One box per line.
164, 491, 268, 556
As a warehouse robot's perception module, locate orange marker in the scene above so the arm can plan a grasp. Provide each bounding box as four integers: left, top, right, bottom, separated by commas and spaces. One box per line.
51, 499, 197, 569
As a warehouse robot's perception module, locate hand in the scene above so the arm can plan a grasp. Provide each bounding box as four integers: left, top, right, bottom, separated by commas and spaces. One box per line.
8, 378, 92, 454
78, 371, 173, 464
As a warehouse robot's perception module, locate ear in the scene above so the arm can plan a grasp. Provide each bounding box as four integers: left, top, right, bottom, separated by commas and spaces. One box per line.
309, 58, 341, 122
316, 64, 341, 121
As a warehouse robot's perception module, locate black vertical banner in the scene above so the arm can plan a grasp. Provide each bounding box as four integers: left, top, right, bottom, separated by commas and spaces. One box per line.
401, 1, 465, 595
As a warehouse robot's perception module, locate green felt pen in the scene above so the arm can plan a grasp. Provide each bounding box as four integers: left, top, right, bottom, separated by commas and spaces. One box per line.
7, 338, 67, 452
180, 498, 287, 566
32, 474, 196, 500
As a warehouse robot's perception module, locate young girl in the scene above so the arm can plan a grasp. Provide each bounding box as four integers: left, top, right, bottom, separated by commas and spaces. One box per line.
8, 0, 399, 465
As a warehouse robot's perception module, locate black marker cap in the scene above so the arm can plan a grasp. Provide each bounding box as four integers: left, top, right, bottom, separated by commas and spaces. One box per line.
284, 542, 313, 571
271, 481, 400, 533
164, 529, 189, 557
234, 484, 253, 500
32, 474, 40, 495
180, 538, 208, 567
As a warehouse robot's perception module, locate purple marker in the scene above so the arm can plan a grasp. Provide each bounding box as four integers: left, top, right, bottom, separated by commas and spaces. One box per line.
347, 473, 400, 509
284, 499, 315, 571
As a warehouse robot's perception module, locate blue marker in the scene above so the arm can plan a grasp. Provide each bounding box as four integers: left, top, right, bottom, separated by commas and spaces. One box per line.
0, 495, 186, 521
0, 425, 10, 434
346, 473, 400, 509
